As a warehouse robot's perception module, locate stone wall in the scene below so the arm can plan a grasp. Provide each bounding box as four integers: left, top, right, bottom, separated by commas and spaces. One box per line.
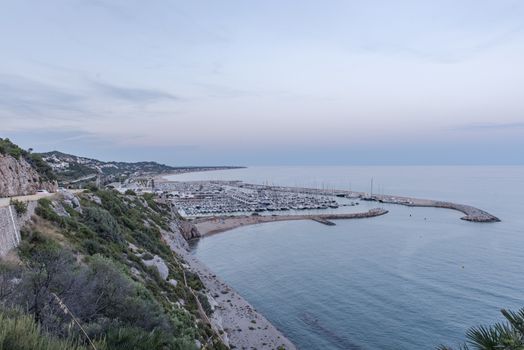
0, 201, 36, 257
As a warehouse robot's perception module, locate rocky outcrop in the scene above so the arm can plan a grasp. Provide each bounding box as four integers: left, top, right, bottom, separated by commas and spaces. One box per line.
178, 220, 201, 240
0, 154, 56, 197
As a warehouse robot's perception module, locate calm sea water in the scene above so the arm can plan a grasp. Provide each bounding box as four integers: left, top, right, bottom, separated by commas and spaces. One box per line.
168, 166, 524, 349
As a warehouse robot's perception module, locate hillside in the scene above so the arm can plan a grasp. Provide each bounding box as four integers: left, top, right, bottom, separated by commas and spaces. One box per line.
41, 151, 244, 186
0, 187, 227, 349
0, 138, 56, 197
41, 151, 177, 184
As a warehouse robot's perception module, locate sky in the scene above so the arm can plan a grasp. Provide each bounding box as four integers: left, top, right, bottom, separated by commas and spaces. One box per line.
1, 0, 523, 165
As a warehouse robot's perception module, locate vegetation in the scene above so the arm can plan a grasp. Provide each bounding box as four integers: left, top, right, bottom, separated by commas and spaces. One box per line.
0, 307, 89, 350
40, 151, 176, 185
439, 308, 524, 350
10, 199, 28, 215
0, 138, 26, 159
1, 188, 226, 350
0, 138, 56, 182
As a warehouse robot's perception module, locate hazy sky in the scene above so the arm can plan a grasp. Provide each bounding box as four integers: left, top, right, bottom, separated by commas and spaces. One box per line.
1, 0, 523, 165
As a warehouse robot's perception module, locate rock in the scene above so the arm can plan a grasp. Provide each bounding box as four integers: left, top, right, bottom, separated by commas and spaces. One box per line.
86, 194, 102, 205
130, 267, 141, 277
178, 221, 201, 240
142, 255, 169, 280
168, 279, 178, 287
0, 154, 57, 197
128, 242, 139, 252
51, 201, 70, 217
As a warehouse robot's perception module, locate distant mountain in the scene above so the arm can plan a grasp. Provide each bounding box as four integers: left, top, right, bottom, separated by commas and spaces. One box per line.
40, 151, 178, 184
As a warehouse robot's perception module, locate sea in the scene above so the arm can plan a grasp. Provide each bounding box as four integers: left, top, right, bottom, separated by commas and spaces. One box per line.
166, 166, 524, 350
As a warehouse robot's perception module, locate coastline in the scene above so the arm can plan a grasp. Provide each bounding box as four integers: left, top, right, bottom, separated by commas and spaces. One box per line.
153, 166, 245, 184
162, 225, 297, 349
153, 172, 500, 349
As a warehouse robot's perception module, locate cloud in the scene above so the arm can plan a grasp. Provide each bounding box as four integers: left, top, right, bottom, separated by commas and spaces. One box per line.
90, 81, 178, 102
0, 74, 87, 118
451, 122, 524, 131
0, 74, 180, 132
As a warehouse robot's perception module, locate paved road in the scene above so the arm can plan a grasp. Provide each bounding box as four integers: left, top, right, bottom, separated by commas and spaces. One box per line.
0, 193, 56, 207
0, 189, 83, 208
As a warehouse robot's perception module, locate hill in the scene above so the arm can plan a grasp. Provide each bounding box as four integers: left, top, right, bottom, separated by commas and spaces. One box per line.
0, 138, 56, 197
0, 186, 227, 349
41, 151, 243, 186
41, 151, 177, 184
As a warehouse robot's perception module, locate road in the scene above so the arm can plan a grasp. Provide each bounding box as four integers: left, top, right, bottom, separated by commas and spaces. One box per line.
0, 189, 83, 208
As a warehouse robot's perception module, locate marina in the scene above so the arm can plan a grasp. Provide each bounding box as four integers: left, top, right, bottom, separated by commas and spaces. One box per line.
154, 179, 500, 223
157, 181, 354, 217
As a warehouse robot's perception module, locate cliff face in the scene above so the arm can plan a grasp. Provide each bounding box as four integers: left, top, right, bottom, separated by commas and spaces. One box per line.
0, 154, 56, 197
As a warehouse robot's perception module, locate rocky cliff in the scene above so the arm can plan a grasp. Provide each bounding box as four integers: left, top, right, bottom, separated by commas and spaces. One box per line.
0, 154, 57, 197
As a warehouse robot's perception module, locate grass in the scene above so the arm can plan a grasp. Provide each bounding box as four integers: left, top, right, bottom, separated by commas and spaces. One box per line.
0, 308, 87, 350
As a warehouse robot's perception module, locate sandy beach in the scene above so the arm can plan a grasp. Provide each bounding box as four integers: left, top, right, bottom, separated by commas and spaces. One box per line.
162, 227, 296, 349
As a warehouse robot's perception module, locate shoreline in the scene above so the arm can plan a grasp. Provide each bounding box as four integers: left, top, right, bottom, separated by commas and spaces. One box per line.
154, 166, 245, 184
193, 208, 389, 236
162, 225, 297, 349
152, 176, 500, 349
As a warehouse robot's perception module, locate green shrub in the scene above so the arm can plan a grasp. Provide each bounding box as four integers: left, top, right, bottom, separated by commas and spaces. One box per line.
35, 198, 60, 223
10, 199, 27, 215
124, 190, 137, 196
82, 239, 103, 255
0, 138, 56, 181
0, 138, 25, 159
185, 271, 204, 291
197, 292, 213, 315
82, 207, 123, 244
0, 307, 87, 350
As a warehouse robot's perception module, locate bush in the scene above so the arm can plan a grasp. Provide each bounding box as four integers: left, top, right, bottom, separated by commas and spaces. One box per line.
0, 307, 87, 350
185, 271, 204, 291
0, 138, 25, 159
197, 292, 213, 315
82, 207, 123, 244
124, 190, 136, 196
35, 198, 60, 223
10, 199, 27, 215
0, 138, 56, 181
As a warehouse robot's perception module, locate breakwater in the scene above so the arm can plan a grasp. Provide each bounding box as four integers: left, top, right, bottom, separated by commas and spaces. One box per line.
239, 183, 500, 223
194, 208, 388, 236
373, 195, 501, 222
